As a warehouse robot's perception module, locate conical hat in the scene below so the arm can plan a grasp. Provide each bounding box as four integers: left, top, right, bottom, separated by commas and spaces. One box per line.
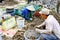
39, 8, 51, 15
26, 5, 35, 11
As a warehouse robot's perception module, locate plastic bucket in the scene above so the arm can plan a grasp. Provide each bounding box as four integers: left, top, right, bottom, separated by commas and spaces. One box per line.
24, 30, 40, 40
24, 36, 40, 40
0, 34, 2, 40
16, 17, 25, 29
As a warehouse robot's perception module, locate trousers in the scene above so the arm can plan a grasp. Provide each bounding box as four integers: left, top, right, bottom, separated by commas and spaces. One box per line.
40, 33, 59, 40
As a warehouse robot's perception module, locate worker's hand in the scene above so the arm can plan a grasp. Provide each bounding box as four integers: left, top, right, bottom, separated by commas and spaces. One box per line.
35, 26, 40, 28
37, 26, 40, 28
35, 25, 42, 29
35, 28, 40, 31
35, 28, 40, 33
36, 25, 42, 28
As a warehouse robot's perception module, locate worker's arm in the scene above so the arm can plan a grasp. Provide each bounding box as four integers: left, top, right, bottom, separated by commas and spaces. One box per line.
36, 23, 53, 34
36, 21, 46, 28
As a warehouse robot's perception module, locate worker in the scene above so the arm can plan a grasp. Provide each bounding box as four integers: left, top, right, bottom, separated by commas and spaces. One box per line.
35, 8, 60, 40
22, 5, 35, 20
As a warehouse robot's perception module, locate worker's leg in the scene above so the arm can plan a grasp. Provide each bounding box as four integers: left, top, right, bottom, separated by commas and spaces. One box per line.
40, 33, 59, 40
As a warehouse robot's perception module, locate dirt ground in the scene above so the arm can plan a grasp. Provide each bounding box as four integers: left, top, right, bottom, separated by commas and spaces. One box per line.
2, 16, 43, 40
0, 0, 18, 6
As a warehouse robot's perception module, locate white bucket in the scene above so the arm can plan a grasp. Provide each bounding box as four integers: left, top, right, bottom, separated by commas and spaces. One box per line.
16, 17, 25, 29
0, 34, 2, 40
